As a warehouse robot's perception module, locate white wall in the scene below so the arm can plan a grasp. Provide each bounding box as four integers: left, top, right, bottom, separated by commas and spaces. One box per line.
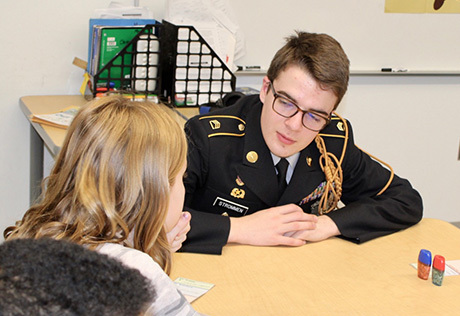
0, 0, 168, 240
1, 1, 459, 240
342, 75, 460, 222
231, 0, 460, 71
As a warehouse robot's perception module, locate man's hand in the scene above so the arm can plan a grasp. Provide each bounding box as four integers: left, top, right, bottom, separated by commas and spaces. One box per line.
166, 211, 191, 252
286, 215, 340, 242
227, 204, 318, 247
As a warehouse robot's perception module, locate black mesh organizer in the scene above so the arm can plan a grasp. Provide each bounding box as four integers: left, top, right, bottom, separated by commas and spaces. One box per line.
91, 20, 236, 107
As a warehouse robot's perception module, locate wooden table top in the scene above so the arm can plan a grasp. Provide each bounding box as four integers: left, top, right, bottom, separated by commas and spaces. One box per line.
172, 218, 460, 315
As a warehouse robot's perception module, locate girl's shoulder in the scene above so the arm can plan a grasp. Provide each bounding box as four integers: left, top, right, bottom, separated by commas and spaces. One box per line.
97, 243, 163, 281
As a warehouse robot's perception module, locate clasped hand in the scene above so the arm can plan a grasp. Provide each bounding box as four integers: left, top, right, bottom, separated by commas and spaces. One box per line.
228, 204, 339, 246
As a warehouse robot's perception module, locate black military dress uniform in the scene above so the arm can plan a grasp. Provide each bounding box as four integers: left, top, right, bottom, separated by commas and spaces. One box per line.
182, 94, 423, 254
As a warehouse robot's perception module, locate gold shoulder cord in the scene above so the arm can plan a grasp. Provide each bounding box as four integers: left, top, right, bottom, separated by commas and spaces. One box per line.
315, 112, 394, 215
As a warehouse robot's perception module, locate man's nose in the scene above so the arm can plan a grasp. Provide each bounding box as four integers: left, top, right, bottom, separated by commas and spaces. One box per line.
285, 111, 304, 130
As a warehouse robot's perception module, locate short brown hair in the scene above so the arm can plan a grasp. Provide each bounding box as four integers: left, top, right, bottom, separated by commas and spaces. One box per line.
267, 31, 350, 109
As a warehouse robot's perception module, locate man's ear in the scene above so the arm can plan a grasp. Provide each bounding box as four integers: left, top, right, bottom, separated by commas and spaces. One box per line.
259, 76, 271, 103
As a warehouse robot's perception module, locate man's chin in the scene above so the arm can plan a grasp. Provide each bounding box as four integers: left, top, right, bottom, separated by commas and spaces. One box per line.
270, 145, 297, 158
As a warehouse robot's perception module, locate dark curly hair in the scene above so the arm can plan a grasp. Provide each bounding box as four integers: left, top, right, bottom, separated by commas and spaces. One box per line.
0, 238, 155, 316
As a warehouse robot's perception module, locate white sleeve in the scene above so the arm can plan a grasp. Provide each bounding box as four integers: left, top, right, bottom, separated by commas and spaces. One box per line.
97, 243, 201, 316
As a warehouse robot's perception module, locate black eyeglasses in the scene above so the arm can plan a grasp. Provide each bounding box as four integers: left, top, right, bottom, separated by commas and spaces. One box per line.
269, 82, 331, 132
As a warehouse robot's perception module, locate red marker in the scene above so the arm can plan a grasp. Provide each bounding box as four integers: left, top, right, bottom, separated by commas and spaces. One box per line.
432, 255, 445, 286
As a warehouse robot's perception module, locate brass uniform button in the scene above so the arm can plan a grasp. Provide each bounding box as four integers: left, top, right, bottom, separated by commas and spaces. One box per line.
246, 151, 258, 163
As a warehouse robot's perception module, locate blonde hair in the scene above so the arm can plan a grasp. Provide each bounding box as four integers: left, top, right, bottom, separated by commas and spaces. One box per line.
5, 95, 187, 274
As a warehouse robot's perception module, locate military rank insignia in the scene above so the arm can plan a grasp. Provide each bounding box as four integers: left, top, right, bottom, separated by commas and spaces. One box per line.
336, 121, 344, 131
209, 120, 221, 130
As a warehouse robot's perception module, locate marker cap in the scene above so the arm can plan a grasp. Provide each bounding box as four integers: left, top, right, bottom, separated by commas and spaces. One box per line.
418, 249, 432, 265
433, 255, 445, 271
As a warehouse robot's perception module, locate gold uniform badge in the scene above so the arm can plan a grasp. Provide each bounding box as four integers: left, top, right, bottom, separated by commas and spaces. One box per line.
209, 120, 221, 130
230, 188, 245, 199
336, 121, 344, 131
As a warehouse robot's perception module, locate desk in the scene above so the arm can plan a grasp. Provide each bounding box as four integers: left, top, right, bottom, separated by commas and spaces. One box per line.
20, 95, 199, 204
172, 218, 460, 315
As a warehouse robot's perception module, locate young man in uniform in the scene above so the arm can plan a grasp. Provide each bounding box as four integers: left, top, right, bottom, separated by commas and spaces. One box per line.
181, 31, 423, 254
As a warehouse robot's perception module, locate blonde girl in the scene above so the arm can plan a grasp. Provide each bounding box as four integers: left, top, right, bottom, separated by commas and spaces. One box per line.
5, 95, 198, 316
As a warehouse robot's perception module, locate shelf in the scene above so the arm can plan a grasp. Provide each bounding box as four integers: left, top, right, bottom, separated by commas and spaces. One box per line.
235, 70, 266, 76
350, 70, 460, 76
236, 70, 460, 76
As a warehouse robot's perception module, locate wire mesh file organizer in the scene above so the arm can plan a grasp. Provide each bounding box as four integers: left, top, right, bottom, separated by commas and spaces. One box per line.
91, 20, 236, 106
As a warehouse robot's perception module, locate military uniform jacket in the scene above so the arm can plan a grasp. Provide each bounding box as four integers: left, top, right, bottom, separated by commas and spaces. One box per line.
181, 94, 423, 254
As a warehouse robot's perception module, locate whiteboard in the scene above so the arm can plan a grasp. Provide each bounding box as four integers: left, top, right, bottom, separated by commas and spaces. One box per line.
230, 0, 460, 72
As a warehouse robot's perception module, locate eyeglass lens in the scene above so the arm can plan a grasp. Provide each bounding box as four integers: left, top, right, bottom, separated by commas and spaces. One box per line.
271, 89, 328, 131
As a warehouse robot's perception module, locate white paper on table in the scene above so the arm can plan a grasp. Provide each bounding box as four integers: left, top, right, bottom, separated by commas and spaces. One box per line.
410, 260, 460, 277
174, 277, 215, 303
